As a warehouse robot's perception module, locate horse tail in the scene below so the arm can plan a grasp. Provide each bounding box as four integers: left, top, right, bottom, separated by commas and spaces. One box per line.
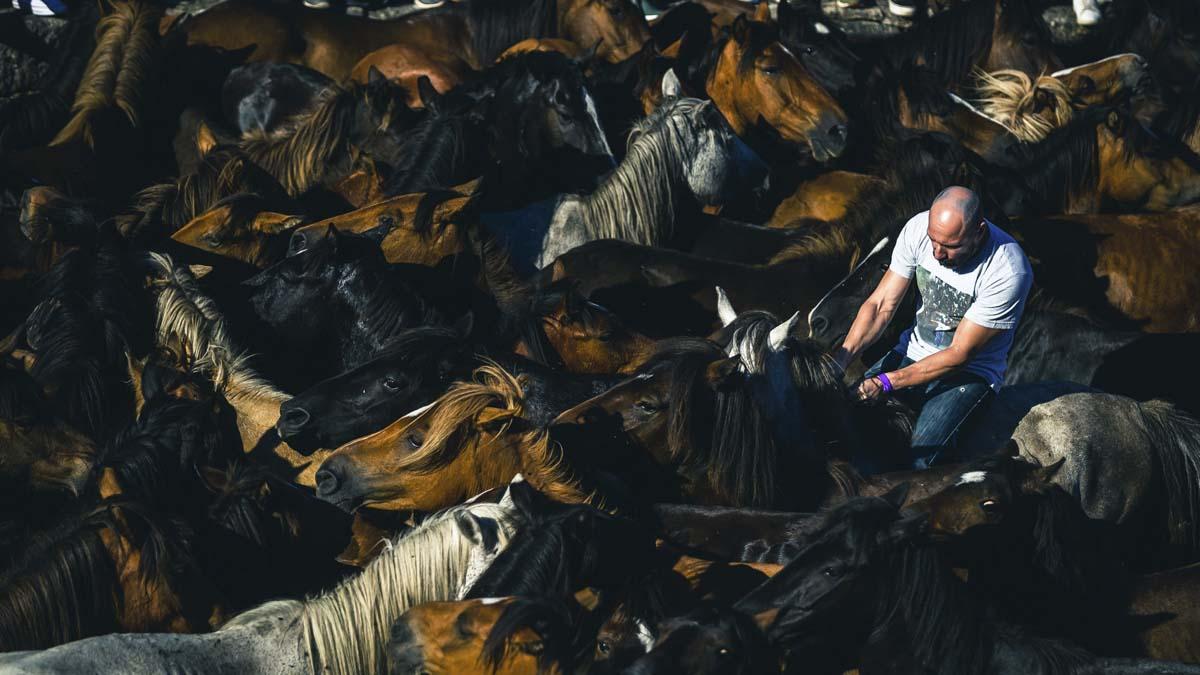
1137, 399, 1200, 566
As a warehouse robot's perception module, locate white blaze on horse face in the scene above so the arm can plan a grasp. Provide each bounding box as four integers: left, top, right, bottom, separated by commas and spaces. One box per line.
806, 236, 890, 337
955, 471, 988, 486
768, 312, 800, 352
636, 620, 656, 652
716, 286, 738, 326
402, 401, 436, 420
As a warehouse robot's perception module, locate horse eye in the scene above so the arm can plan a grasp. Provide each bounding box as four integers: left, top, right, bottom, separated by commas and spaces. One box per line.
597, 331, 615, 342
760, 65, 781, 75
803, 46, 815, 55
597, 640, 611, 654
981, 499, 1000, 513
520, 641, 545, 655
717, 647, 733, 656
822, 566, 840, 577
635, 400, 659, 413
378, 215, 395, 228
289, 234, 307, 254
406, 432, 423, 449
382, 376, 402, 391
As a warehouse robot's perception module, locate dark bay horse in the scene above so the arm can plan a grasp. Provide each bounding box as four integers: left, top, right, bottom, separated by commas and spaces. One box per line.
910, 455, 1200, 661
175, 0, 649, 79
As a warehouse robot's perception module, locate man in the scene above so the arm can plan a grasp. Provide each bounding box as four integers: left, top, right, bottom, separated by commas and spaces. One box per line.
831, 186, 1032, 470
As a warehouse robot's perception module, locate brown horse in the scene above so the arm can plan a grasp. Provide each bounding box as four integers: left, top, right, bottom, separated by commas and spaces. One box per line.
176, 0, 648, 79
5, 0, 162, 205
0, 501, 226, 651
313, 364, 602, 513
349, 49, 474, 109
1008, 207, 1200, 332
287, 188, 478, 267
765, 171, 886, 227
700, 16, 847, 160
169, 194, 304, 269
976, 54, 1161, 142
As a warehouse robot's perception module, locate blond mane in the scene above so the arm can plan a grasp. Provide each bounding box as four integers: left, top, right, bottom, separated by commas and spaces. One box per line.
974, 69, 1074, 143
51, 0, 161, 147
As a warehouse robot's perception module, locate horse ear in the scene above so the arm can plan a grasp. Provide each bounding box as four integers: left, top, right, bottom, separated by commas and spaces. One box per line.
504, 476, 546, 520
753, 1, 771, 23
661, 68, 683, 98
716, 286, 738, 326
706, 357, 741, 389
878, 482, 911, 509
455, 511, 503, 553
1020, 458, 1066, 494
417, 76, 440, 111
187, 264, 213, 279
767, 312, 800, 352
367, 65, 387, 86
325, 224, 341, 252
731, 13, 751, 38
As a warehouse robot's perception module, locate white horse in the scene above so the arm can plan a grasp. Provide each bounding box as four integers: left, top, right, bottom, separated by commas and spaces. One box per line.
0, 498, 522, 675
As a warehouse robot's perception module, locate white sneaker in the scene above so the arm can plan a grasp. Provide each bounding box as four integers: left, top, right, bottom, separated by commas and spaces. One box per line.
303, 0, 331, 8
888, 0, 919, 18
1073, 0, 1101, 26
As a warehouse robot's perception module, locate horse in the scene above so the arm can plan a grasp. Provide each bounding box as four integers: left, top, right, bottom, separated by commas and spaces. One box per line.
624, 604, 781, 675
0, 500, 521, 675
378, 52, 615, 212
169, 193, 305, 269
909, 454, 1200, 661
313, 363, 610, 513
276, 283, 646, 453
775, 0, 861, 106
732, 494, 1200, 675
0, 500, 226, 651
3, 0, 165, 210
175, 0, 649, 79
975, 55, 1162, 142
766, 171, 886, 227
236, 75, 413, 198
220, 62, 336, 138
1104, 0, 1200, 97
686, 15, 849, 162
864, 0, 1059, 86
485, 92, 766, 274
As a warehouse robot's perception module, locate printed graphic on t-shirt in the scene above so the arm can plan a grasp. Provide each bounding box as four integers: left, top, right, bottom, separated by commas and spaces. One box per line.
913, 266, 974, 349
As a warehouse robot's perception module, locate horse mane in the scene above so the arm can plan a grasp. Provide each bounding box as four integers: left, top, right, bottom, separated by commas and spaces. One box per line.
146, 252, 283, 402
51, 0, 161, 148
239, 84, 360, 196
0, 500, 194, 652
120, 147, 291, 235
872, 0, 998, 87
1135, 399, 1200, 567
1155, 82, 1200, 146
467, 0, 559, 66
974, 69, 1074, 142
0, 2, 96, 153
1012, 106, 1127, 212
572, 96, 708, 249
293, 501, 519, 675
482, 596, 593, 674
382, 110, 487, 196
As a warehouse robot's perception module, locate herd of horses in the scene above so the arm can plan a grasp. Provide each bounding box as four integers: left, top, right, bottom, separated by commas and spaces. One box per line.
2, 0, 1200, 671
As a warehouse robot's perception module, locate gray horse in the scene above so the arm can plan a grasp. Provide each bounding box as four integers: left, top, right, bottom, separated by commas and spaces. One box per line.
0, 499, 521, 675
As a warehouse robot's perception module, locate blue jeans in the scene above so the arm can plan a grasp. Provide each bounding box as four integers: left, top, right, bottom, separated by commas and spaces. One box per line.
860, 351, 994, 472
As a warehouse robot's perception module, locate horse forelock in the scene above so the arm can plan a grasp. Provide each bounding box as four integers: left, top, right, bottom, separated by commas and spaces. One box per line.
974, 69, 1074, 143
300, 501, 519, 675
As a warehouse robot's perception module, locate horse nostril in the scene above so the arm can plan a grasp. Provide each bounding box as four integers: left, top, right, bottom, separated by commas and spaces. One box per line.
279, 407, 311, 433
812, 316, 830, 336
315, 468, 340, 496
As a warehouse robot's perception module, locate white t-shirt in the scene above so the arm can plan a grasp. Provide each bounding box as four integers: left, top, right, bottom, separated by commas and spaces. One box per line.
890, 211, 1033, 390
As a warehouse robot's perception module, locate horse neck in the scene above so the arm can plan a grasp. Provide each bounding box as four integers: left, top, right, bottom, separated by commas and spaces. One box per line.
299, 508, 484, 675
570, 116, 694, 248
865, 542, 992, 675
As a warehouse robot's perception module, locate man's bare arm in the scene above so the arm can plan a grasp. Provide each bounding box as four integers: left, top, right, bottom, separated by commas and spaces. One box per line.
832, 270, 911, 370
882, 318, 1001, 390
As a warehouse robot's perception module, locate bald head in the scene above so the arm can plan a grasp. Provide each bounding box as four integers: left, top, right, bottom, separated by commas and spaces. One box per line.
928, 186, 986, 268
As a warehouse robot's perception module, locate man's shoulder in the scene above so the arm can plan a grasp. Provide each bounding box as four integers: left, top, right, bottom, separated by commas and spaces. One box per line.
984, 223, 1033, 280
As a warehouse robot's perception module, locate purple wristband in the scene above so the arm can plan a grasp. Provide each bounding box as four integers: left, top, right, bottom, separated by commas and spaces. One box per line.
876, 373, 893, 393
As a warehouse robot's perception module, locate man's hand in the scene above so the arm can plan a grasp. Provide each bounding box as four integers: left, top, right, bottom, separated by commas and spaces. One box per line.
855, 377, 885, 401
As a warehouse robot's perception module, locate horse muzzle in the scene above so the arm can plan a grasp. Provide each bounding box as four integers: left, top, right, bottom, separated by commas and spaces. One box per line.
808, 114, 848, 162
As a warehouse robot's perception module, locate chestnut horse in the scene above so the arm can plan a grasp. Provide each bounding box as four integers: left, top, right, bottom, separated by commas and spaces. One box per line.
175, 0, 649, 80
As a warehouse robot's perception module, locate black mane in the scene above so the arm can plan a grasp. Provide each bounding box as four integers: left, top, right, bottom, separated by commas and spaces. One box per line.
467, 0, 559, 66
